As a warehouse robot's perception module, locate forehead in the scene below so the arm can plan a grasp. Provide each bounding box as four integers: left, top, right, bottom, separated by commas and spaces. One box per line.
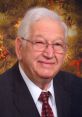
30, 18, 65, 40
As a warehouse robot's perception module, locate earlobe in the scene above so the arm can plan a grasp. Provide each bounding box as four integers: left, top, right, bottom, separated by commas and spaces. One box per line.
15, 37, 22, 60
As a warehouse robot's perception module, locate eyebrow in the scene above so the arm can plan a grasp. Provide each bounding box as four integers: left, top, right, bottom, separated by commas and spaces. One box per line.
33, 34, 65, 42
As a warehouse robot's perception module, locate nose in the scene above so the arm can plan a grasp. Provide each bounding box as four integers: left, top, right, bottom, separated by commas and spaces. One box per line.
42, 44, 54, 59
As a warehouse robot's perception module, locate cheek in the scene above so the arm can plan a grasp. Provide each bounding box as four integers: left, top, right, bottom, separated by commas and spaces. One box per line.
20, 50, 35, 74
56, 53, 65, 64
22, 50, 41, 67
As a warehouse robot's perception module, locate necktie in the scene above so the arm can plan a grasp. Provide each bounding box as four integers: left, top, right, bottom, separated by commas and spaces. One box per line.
38, 91, 54, 117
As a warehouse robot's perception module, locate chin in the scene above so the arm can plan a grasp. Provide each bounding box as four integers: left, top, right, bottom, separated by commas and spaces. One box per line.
35, 66, 59, 78
38, 71, 55, 79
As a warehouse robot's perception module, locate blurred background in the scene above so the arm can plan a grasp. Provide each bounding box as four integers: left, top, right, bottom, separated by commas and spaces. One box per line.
0, 0, 82, 77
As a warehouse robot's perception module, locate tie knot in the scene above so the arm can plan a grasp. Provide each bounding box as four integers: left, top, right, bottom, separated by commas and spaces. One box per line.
39, 91, 50, 103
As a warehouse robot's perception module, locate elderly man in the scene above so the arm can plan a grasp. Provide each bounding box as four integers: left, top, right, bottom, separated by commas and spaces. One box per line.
0, 7, 82, 117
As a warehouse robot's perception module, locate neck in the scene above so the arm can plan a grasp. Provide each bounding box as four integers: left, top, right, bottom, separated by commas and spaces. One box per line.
28, 75, 51, 90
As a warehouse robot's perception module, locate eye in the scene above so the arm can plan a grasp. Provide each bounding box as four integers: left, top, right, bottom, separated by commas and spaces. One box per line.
53, 42, 63, 47
34, 40, 45, 45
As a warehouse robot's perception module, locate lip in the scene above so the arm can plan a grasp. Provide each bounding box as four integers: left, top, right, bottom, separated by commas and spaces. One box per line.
38, 61, 55, 68
38, 60, 55, 65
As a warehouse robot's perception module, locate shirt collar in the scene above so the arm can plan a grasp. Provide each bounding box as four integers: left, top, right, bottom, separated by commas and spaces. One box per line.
19, 64, 55, 105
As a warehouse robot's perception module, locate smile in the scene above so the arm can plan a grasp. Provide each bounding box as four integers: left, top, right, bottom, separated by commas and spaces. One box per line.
38, 61, 55, 67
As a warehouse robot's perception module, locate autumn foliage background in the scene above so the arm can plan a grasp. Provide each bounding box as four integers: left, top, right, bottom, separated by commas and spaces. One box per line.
0, 0, 82, 77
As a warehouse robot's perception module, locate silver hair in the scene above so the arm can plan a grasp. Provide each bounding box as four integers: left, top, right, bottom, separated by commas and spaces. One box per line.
17, 7, 68, 40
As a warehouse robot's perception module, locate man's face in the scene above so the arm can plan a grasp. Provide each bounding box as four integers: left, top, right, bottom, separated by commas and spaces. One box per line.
16, 18, 67, 83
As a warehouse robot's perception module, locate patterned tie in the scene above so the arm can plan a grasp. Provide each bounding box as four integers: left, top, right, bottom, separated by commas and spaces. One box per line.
38, 91, 54, 117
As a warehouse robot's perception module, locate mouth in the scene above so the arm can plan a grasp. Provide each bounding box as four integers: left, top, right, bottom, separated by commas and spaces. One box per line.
38, 60, 55, 67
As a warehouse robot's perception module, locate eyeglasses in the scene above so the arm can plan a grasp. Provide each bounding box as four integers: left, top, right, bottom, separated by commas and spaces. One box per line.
21, 37, 67, 54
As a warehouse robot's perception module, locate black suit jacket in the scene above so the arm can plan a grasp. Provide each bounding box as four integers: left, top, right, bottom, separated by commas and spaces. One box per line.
0, 63, 82, 117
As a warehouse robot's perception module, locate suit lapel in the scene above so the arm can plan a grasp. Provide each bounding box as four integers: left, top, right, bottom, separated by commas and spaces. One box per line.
12, 64, 40, 117
53, 73, 71, 117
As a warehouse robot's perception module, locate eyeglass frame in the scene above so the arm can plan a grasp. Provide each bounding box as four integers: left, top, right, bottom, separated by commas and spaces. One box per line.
21, 37, 67, 54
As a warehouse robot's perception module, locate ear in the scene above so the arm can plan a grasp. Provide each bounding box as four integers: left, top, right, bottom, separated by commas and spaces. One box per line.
15, 37, 23, 60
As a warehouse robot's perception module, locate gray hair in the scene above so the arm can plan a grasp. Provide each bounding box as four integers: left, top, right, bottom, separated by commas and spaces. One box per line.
17, 7, 68, 40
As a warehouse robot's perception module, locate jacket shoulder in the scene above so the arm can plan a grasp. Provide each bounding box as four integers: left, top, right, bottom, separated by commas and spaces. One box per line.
54, 71, 82, 92
0, 63, 19, 90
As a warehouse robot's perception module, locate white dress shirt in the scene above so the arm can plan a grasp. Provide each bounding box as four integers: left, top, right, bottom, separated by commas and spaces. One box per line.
19, 64, 58, 117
